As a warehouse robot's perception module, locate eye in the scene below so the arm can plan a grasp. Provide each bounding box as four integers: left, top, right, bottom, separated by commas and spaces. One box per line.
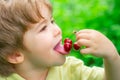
40, 25, 47, 32
51, 20, 54, 24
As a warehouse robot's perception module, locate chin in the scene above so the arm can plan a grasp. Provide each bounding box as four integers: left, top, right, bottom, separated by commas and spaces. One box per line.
55, 56, 66, 66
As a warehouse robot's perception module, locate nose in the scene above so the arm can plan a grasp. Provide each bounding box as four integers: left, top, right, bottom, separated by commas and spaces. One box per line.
53, 24, 61, 37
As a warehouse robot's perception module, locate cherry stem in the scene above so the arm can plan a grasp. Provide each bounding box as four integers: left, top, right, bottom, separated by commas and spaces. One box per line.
73, 30, 79, 34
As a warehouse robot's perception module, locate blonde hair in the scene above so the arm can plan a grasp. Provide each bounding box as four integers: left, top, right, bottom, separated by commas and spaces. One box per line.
0, 0, 52, 77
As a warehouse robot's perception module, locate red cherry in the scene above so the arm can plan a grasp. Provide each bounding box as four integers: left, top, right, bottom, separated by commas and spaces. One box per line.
64, 43, 72, 52
64, 38, 72, 44
73, 43, 80, 50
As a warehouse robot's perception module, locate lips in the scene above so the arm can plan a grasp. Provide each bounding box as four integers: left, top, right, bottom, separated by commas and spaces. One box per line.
54, 41, 69, 55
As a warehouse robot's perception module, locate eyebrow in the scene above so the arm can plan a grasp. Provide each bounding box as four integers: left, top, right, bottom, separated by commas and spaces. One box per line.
34, 20, 47, 31
34, 16, 52, 31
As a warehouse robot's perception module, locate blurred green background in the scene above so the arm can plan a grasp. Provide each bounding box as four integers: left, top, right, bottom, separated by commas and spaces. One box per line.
50, 0, 120, 67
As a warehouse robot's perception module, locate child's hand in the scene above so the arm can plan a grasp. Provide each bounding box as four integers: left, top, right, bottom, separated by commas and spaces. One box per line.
75, 29, 118, 60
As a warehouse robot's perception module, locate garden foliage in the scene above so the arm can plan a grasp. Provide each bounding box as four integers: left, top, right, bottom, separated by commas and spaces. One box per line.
51, 0, 120, 67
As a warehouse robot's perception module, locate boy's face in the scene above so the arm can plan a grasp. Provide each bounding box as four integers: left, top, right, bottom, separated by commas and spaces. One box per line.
22, 4, 66, 68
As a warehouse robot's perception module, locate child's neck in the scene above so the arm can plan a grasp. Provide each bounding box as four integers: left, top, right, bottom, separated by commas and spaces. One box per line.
14, 64, 49, 80
20, 69, 49, 80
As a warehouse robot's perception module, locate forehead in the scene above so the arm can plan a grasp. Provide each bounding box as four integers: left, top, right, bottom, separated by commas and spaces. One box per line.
28, 0, 52, 29
40, 1, 52, 20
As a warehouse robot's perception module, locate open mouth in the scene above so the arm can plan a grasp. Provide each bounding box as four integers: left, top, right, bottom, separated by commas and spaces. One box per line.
54, 41, 69, 55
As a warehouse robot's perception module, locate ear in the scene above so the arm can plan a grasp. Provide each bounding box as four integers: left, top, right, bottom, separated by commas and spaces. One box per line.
7, 52, 24, 64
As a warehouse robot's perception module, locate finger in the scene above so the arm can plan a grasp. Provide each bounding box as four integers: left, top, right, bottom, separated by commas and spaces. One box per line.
80, 48, 92, 54
77, 39, 92, 47
76, 33, 91, 40
76, 29, 94, 35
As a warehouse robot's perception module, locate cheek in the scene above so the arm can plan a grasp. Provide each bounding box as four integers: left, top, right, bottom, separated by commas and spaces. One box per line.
33, 35, 53, 53
23, 30, 54, 55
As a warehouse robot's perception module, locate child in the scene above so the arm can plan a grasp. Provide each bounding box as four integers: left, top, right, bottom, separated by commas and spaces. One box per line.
0, 0, 120, 80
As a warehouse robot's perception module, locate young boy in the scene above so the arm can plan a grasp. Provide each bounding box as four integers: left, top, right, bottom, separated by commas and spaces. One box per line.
0, 0, 120, 80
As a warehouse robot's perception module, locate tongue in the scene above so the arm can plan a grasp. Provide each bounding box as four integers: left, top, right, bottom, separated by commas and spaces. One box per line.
54, 44, 69, 55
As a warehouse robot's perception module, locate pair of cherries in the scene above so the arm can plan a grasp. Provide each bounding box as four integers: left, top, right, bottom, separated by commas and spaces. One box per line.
64, 38, 80, 52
